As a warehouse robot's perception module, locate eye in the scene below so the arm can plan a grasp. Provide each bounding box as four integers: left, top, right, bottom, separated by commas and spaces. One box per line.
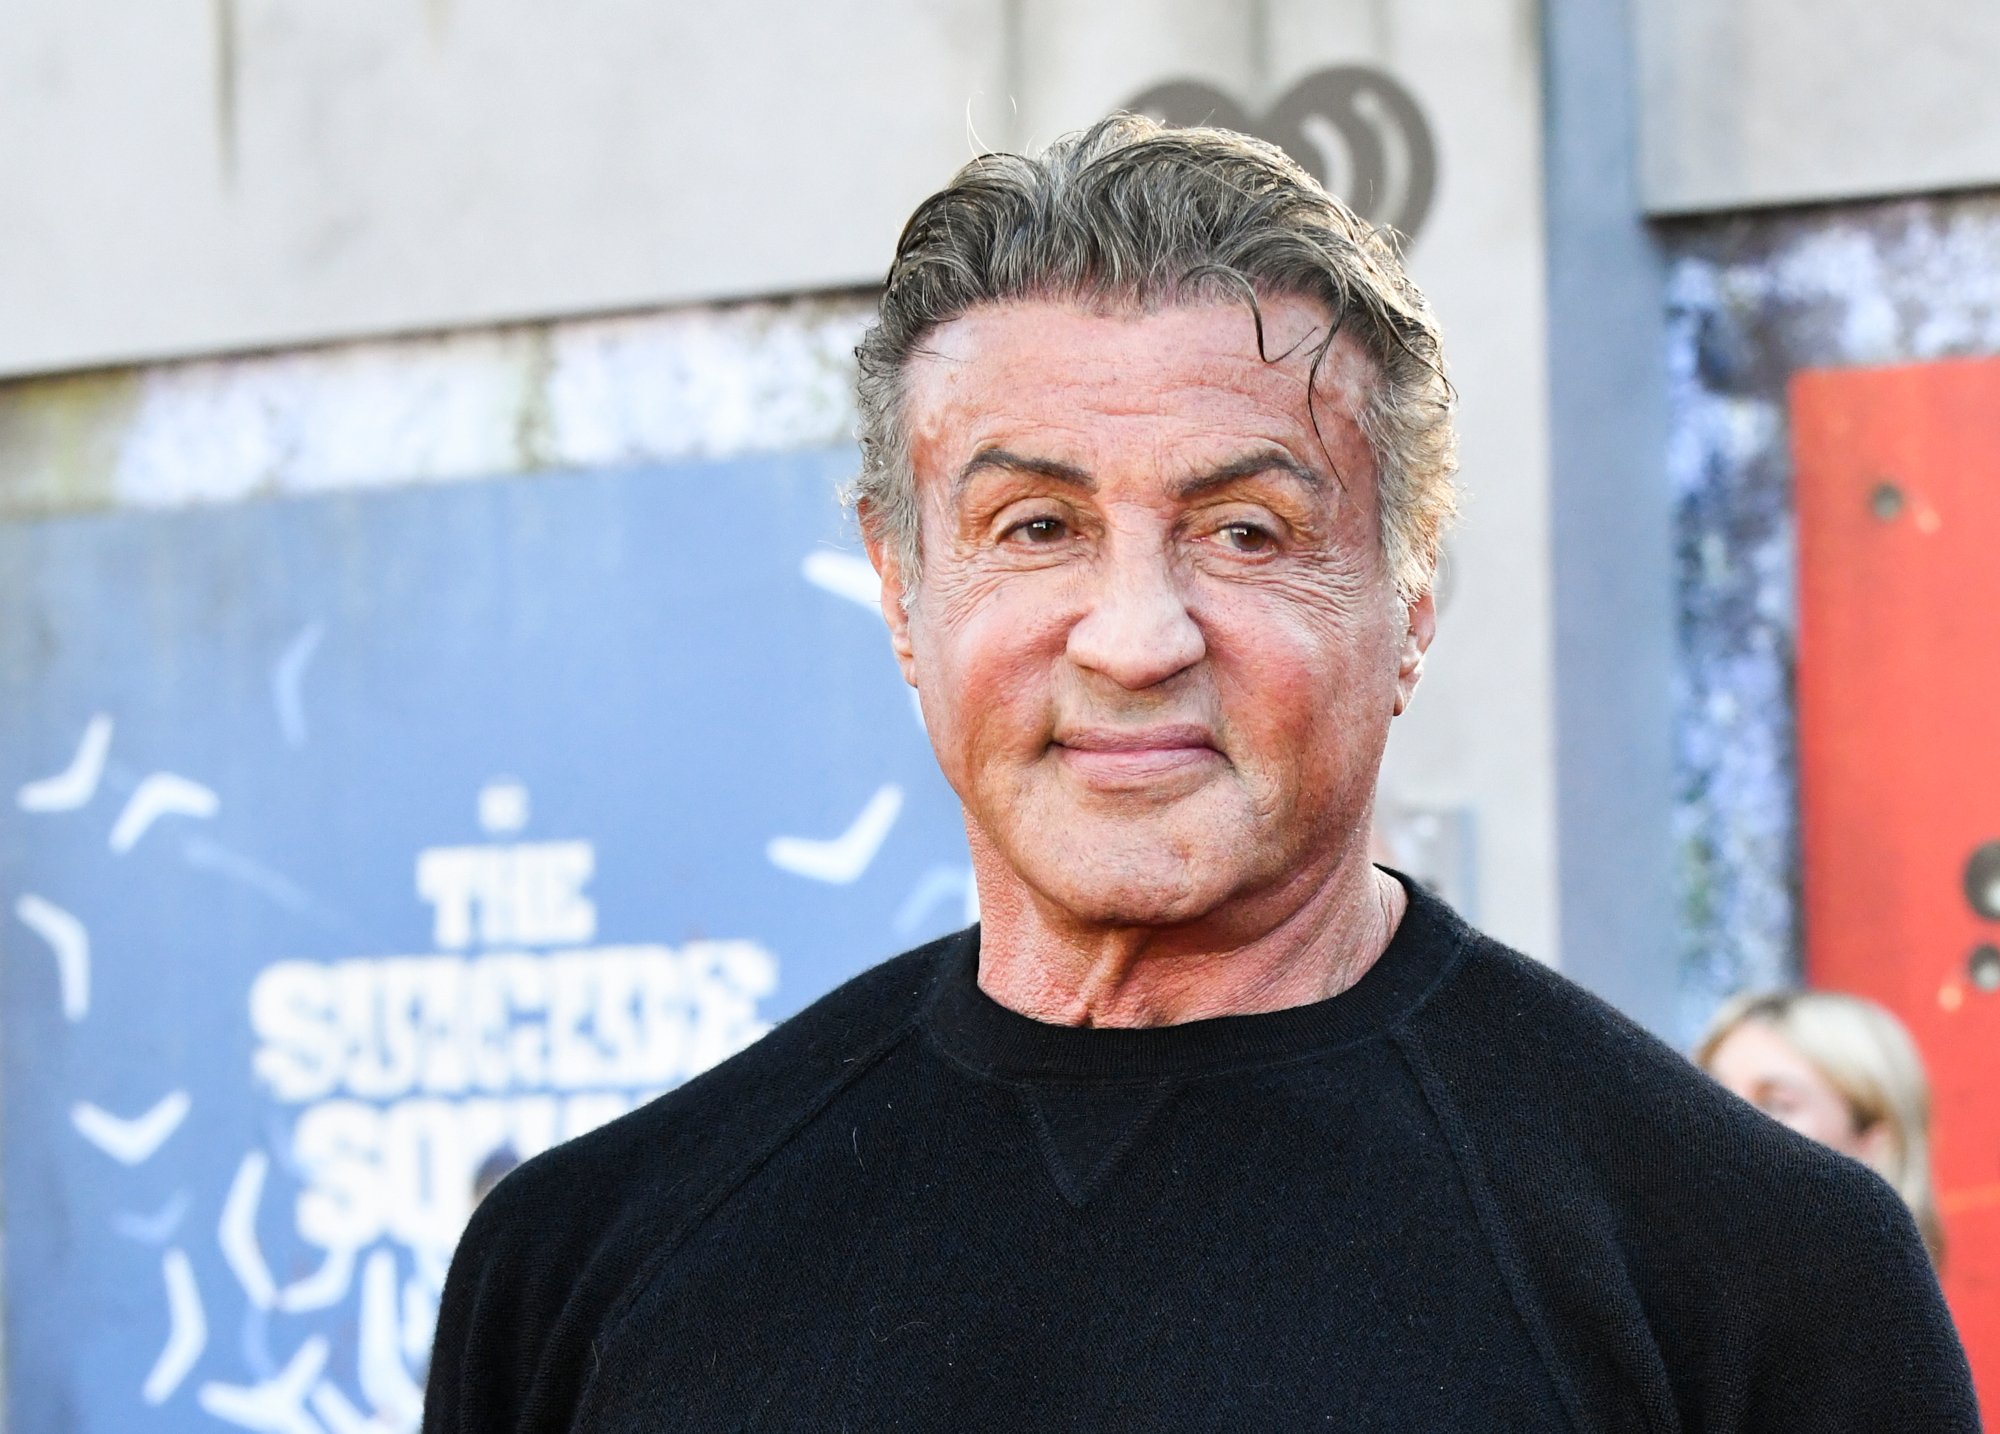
1216, 520, 1277, 554
1753, 1083, 1804, 1119
1003, 514, 1070, 545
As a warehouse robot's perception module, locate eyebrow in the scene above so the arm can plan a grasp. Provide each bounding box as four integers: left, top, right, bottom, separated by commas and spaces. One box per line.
954, 446, 1322, 499
955, 448, 1095, 495
1173, 451, 1323, 499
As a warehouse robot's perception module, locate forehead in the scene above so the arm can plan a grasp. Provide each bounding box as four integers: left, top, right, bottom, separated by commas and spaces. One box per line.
1711, 1020, 1827, 1085
901, 298, 1373, 474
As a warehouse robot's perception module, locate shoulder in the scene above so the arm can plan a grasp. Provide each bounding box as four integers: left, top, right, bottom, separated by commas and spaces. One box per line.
422, 931, 959, 1433
1393, 892, 1938, 1278
1400, 900, 1975, 1423
1405, 894, 1757, 1151
1405, 903, 1871, 1214
491, 929, 944, 1245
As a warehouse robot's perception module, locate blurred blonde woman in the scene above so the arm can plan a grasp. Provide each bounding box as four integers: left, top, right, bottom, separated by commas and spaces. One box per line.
1697, 990, 1945, 1268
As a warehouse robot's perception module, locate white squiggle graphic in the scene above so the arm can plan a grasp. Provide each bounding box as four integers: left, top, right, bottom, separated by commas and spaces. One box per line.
115, 1192, 192, 1246
767, 784, 903, 884
358, 1250, 425, 1428
278, 1243, 359, 1314
72, 1091, 191, 1164
220, 1152, 280, 1308
800, 541, 920, 738
14, 893, 90, 1020
400, 1274, 435, 1365
110, 773, 219, 853
198, 1334, 328, 1433
309, 1379, 391, 1434
16, 713, 113, 812
182, 837, 328, 921
893, 864, 977, 936
801, 550, 881, 608
273, 623, 325, 748
221, 1153, 362, 1313
477, 778, 530, 835
413, 1245, 451, 1295
142, 1248, 208, 1404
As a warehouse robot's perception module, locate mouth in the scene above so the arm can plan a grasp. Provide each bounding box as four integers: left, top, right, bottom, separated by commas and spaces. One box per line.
1051, 724, 1223, 786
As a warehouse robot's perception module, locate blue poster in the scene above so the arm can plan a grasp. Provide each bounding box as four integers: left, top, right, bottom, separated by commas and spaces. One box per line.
0, 448, 973, 1431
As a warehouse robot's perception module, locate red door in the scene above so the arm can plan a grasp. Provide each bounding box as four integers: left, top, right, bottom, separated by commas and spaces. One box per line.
1793, 354, 2000, 1410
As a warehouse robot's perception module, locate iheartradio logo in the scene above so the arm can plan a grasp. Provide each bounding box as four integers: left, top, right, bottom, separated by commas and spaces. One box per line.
1125, 66, 1439, 245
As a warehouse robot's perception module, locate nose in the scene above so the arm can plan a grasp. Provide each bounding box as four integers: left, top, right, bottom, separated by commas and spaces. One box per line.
1064, 534, 1206, 690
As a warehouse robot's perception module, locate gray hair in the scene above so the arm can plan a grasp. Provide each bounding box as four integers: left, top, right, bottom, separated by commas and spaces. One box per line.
852, 113, 1457, 602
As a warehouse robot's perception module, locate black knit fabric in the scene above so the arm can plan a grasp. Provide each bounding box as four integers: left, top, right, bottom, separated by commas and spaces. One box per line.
424, 881, 1980, 1432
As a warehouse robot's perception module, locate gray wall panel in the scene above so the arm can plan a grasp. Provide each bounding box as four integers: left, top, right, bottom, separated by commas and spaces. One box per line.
1637, 1, 2000, 215
1544, 0, 1679, 1035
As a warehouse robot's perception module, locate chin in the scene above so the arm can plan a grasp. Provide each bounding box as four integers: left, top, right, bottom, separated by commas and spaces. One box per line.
968, 788, 1268, 928
1025, 848, 1238, 929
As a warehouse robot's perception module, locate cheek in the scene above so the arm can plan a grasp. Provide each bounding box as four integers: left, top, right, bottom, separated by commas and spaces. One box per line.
1758, 1085, 1856, 1151
1794, 1100, 1864, 1153
1204, 581, 1400, 731
911, 577, 1068, 758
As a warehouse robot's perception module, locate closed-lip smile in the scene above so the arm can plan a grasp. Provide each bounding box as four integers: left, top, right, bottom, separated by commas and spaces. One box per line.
1052, 724, 1222, 784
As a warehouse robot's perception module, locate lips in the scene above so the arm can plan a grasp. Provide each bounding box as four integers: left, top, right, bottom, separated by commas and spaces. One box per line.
1052, 725, 1222, 785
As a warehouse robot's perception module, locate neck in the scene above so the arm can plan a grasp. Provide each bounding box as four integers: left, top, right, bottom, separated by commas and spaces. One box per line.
972, 848, 1408, 1028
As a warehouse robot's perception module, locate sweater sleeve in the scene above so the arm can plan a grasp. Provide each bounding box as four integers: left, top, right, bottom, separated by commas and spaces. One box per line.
421, 939, 949, 1431
422, 1146, 636, 1434
1401, 927, 1982, 1432
1742, 1166, 1979, 1432
421, 1179, 522, 1434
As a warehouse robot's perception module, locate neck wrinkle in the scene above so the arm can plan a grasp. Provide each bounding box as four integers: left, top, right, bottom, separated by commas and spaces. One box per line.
975, 857, 1406, 1029
922, 872, 1458, 1084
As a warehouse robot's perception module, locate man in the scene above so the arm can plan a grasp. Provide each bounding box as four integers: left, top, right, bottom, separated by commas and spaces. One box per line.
425, 118, 1977, 1431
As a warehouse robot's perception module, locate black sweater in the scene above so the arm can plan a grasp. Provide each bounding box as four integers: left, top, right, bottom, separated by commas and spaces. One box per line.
425, 883, 1979, 1431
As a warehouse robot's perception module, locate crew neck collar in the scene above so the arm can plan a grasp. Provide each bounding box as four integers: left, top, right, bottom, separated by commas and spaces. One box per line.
923, 870, 1465, 1083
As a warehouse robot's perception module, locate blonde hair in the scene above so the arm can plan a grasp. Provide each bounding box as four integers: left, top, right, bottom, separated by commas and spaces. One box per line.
1696, 990, 1944, 1268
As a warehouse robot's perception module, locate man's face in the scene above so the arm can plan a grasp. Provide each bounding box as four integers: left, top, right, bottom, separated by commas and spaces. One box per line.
869, 298, 1433, 932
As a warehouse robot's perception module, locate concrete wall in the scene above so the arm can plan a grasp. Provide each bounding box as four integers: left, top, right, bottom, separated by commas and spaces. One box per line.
0, 0, 1000, 377
1541, 0, 1678, 1035
0, 297, 875, 523
1635, 0, 2000, 215
1549, 0, 2000, 1038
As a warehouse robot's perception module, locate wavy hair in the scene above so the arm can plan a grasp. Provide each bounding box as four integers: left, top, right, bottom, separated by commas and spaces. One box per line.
852, 113, 1457, 602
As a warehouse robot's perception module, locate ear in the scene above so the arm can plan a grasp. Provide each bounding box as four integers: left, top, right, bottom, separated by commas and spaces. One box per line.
860, 505, 919, 688
1392, 586, 1436, 717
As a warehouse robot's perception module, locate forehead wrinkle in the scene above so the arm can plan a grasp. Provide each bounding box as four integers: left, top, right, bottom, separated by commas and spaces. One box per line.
907, 304, 1377, 507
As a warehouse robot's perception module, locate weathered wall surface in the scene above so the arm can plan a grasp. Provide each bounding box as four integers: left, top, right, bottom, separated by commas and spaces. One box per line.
1663, 192, 2000, 1036
0, 296, 876, 523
